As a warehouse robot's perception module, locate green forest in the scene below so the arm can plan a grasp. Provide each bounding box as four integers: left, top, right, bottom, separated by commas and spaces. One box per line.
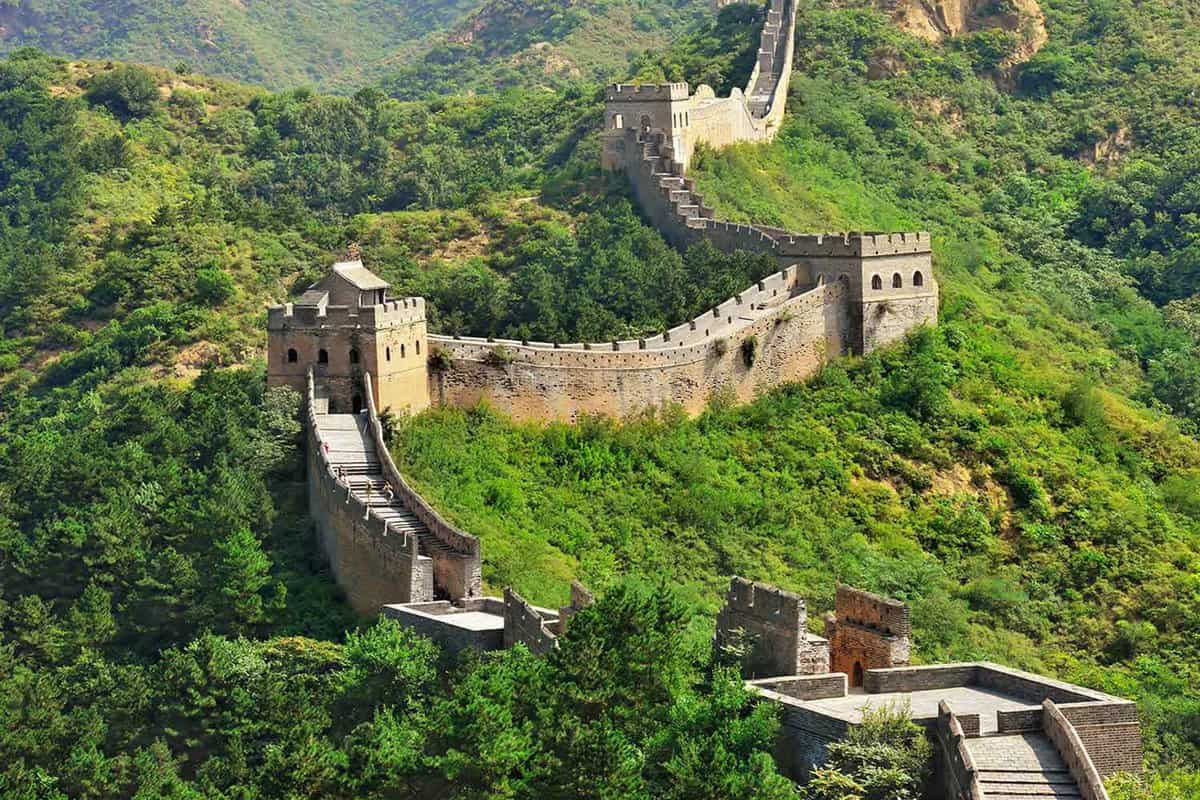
1, 0, 1200, 794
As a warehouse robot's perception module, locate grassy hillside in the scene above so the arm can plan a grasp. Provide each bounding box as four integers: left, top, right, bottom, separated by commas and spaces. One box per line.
1, 0, 1200, 792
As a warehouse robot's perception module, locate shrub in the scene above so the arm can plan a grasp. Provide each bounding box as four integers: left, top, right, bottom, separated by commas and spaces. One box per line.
428, 347, 453, 371
85, 65, 160, 119
741, 334, 758, 367
195, 267, 236, 307
486, 346, 516, 367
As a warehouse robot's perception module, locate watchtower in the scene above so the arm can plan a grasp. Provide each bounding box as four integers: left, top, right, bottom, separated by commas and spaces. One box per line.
824, 585, 912, 687
267, 260, 429, 415
601, 83, 696, 172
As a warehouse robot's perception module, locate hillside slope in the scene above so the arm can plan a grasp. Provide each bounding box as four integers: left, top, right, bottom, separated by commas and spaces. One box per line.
0, 0, 483, 91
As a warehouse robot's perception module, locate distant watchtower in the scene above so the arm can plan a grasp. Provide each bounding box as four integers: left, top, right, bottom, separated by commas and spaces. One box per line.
267, 260, 429, 415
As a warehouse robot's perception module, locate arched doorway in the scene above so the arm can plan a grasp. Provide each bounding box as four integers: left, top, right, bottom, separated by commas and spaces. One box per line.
352, 394, 364, 414
852, 661, 864, 688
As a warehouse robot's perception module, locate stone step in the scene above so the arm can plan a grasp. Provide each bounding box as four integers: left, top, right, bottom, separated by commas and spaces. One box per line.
980, 785, 1080, 798
979, 772, 1074, 784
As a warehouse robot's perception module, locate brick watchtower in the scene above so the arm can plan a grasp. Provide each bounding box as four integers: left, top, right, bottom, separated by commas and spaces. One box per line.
824, 585, 912, 687
267, 260, 430, 415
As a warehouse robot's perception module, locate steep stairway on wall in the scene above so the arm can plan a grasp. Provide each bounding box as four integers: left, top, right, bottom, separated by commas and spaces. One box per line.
642, 133, 717, 232
966, 733, 1083, 800
747, 1, 789, 116
315, 412, 456, 558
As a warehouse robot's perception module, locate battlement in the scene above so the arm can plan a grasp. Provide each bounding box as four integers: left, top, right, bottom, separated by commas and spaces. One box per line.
834, 584, 911, 637
268, 296, 426, 330
776, 231, 933, 258
605, 82, 691, 102
726, 576, 807, 623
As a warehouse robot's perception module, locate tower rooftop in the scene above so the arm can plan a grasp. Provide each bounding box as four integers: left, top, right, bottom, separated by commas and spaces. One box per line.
332, 260, 389, 290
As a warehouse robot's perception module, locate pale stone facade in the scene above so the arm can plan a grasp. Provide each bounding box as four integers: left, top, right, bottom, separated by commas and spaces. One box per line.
267, 261, 429, 416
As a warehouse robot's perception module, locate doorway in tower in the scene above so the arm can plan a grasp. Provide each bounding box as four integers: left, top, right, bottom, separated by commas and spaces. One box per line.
852, 661, 864, 688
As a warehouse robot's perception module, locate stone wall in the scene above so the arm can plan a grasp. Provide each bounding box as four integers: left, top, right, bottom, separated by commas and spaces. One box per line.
936, 701, 983, 800
1073, 722, 1143, 777
363, 373, 482, 600
748, 673, 847, 701
381, 599, 506, 656
1043, 700, 1109, 800
716, 577, 830, 678
304, 373, 432, 614
556, 580, 594, 633
503, 587, 561, 655
826, 586, 912, 684
768, 697, 853, 780
429, 281, 850, 422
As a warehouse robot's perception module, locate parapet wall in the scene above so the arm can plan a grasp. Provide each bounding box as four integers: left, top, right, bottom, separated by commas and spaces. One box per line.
305, 372, 432, 613
834, 584, 911, 636
716, 577, 830, 678
363, 373, 482, 599
503, 587, 561, 655
428, 280, 849, 422
936, 701, 983, 800
1043, 700, 1110, 800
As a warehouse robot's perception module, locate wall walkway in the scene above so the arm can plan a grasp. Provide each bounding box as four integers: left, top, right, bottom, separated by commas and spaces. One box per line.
305, 370, 481, 612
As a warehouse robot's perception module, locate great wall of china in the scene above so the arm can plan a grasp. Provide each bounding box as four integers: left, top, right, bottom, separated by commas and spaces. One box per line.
263, 2, 1139, 796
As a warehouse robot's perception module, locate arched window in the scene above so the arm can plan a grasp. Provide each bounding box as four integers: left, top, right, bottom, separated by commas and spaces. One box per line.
385, 347, 391, 361
892, 273, 903, 288
815, 273, 826, 286
349, 348, 359, 364
318, 349, 328, 365
871, 275, 883, 291
400, 343, 406, 358
286, 348, 297, 363
416, 340, 421, 355
612, 113, 624, 129
913, 271, 924, 287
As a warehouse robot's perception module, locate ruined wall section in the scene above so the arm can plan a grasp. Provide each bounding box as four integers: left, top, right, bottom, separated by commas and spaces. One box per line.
825, 585, 912, 684
503, 588, 561, 655
715, 578, 830, 678
304, 372, 433, 614
428, 280, 850, 422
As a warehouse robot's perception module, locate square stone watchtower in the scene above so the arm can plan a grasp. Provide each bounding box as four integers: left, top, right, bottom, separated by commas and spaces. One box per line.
601, 82, 696, 172
267, 260, 430, 415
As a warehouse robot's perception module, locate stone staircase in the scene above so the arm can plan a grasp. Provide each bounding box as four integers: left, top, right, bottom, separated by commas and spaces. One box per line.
748, 0, 790, 116
641, 133, 715, 231
315, 412, 456, 559
966, 733, 1084, 800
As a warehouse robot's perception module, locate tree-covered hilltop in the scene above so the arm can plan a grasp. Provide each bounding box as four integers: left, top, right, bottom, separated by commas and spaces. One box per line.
0, 0, 712, 93
0, 0, 1199, 791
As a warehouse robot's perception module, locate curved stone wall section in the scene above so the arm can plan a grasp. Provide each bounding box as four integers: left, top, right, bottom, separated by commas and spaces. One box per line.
362, 372, 482, 599
304, 371, 434, 613
428, 281, 850, 421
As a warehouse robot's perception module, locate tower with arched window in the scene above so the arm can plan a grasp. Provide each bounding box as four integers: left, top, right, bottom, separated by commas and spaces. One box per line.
268, 259, 429, 415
